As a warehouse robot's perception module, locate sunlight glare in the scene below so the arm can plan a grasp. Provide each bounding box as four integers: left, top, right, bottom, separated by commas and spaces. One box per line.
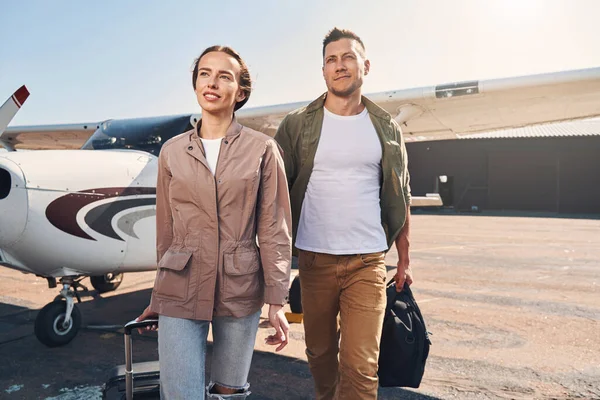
488, 0, 545, 20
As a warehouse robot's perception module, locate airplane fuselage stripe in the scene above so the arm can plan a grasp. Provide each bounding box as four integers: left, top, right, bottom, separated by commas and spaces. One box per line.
45, 187, 156, 241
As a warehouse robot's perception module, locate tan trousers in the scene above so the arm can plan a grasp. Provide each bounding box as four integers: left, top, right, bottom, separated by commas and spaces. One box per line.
298, 250, 388, 400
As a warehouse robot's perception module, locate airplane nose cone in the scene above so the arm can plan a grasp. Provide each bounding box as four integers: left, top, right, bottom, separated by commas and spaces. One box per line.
0, 157, 28, 246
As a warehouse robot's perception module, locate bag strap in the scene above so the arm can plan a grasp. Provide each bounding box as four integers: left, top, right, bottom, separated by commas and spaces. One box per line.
386, 280, 432, 343
386, 279, 412, 294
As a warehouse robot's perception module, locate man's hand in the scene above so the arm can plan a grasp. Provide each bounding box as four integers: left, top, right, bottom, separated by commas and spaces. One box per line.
395, 254, 413, 292
265, 304, 289, 352
135, 305, 159, 334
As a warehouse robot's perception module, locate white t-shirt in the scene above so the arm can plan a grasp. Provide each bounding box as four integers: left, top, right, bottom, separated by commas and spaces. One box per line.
295, 107, 388, 254
200, 137, 222, 176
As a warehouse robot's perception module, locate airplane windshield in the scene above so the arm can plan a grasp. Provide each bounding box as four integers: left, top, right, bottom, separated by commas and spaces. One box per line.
81, 115, 193, 156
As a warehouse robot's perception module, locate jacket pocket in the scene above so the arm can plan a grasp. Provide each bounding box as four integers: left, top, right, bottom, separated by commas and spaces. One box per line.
222, 249, 261, 302
153, 248, 193, 301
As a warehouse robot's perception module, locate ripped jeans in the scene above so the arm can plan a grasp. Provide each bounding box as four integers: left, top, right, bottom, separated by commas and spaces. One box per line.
158, 310, 261, 399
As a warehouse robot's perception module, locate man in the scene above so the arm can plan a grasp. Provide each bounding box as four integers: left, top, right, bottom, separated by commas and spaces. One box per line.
274, 28, 413, 400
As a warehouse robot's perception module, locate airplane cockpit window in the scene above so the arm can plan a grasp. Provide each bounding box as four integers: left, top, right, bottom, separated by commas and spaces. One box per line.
81, 115, 193, 156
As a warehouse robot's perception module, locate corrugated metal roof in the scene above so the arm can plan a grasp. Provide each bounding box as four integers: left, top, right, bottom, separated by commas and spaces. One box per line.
457, 118, 600, 139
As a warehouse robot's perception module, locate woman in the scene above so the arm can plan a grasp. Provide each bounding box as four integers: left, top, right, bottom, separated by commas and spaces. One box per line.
136, 45, 292, 399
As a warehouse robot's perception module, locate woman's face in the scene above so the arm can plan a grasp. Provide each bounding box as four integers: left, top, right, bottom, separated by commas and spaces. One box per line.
194, 51, 246, 115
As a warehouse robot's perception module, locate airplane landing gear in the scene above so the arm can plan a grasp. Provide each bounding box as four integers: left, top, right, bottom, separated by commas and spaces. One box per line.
90, 272, 124, 293
35, 277, 82, 347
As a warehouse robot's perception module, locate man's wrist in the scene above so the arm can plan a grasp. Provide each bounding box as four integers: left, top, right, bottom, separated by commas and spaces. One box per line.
397, 250, 410, 267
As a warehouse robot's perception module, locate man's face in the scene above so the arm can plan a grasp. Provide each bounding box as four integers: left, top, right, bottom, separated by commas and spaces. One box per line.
322, 38, 370, 98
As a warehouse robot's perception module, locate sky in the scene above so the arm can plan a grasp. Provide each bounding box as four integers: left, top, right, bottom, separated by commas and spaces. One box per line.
2, 0, 600, 126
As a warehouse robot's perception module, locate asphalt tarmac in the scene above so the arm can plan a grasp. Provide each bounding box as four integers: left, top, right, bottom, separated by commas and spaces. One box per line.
1, 213, 599, 399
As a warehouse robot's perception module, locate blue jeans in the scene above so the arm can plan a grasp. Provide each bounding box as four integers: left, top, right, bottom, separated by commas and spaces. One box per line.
158, 311, 261, 399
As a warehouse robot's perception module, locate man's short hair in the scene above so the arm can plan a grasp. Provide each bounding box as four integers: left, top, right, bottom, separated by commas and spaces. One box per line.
322, 27, 366, 57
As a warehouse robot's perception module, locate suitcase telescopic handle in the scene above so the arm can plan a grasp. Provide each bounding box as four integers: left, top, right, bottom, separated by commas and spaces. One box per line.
124, 319, 159, 335
123, 319, 158, 400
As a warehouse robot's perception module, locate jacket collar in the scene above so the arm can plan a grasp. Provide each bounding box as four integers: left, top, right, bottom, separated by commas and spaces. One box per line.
184, 117, 243, 171
306, 92, 391, 121
189, 116, 243, 141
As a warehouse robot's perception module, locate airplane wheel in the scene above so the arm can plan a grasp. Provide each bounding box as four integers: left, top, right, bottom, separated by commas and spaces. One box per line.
34, 300, 81, 347
289, 275, 302, 314
90, 273, 124, 293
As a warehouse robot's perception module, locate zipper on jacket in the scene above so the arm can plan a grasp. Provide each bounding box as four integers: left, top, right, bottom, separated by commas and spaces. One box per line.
209, 139, 226, 316
192, 137, 224, 319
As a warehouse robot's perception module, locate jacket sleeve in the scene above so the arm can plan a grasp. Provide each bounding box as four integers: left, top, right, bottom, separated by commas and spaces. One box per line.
257, 139, 292, 305
273, 115, 297, 190
155, 147, 174, 264
395, 121, 412, 205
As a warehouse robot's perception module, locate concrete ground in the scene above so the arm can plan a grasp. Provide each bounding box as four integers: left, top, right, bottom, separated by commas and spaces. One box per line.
0, 213, 599, 399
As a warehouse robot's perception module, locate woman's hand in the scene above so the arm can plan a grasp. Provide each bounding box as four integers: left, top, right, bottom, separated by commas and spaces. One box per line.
265, 304, 289, 352
135, 305, 159, 334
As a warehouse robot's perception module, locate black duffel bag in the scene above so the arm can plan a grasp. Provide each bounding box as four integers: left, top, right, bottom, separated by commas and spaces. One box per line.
378, 281, 431, 388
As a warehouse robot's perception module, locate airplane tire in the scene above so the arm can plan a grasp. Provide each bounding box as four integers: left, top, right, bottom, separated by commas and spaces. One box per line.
34, 300, 81, 347
289, 275, 302, 314
90, 273, 124, 293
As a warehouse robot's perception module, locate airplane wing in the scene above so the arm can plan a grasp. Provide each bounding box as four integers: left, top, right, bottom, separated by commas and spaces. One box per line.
4, 66, 600, 149
237, 66, 600, 141
2, 122, 101, 150
1, 84, 101, 151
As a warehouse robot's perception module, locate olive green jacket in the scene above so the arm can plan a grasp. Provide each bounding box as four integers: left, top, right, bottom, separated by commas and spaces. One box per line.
274, 93, 411, 253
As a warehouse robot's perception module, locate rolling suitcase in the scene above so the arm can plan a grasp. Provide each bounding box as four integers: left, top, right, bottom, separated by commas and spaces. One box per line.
102, 319, 161, 400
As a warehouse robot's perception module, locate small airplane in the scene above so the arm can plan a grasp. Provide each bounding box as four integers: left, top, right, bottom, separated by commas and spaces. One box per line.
1, 66, 600, 347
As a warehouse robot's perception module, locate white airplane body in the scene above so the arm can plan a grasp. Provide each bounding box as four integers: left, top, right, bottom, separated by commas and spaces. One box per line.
2, 66, 600, 346
1, 150, 158, 276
